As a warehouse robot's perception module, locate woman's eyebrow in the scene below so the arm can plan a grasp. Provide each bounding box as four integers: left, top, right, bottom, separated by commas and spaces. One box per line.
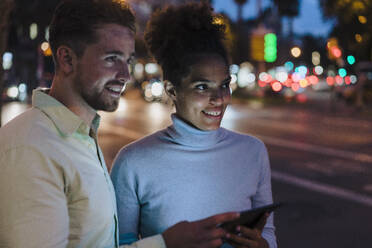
190, 78, 211, 83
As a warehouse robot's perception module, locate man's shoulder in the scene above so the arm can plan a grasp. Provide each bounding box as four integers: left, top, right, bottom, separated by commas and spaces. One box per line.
0, 107, 58, 151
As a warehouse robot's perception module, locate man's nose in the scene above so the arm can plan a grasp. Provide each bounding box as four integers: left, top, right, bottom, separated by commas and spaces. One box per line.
117, 63, 131, 83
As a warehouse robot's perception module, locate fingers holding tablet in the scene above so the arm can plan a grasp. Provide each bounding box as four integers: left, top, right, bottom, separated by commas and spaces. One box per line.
219, 202, 282, 233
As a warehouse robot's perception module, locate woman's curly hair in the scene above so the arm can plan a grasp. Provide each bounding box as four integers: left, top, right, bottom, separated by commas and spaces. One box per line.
144, 2, 228, 86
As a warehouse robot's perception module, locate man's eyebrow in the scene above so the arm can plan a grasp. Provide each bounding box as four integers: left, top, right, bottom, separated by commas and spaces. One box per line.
104, 51, 136, 62
104, 50, 124, 55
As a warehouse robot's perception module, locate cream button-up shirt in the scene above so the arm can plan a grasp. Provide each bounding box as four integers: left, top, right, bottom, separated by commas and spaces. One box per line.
0, 89, 165, 248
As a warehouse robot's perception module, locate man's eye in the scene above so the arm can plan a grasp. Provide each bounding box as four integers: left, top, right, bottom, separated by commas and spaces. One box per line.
105, 56, 117, 62
127, 58, 134, 65
195, 84, 208, 90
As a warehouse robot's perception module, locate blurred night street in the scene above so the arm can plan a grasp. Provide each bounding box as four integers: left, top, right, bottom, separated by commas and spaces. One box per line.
2, 0, 372, 247
3, 87, 372, 247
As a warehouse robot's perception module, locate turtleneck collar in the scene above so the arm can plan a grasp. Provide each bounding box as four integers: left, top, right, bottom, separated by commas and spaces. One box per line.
165, 114, 225, 148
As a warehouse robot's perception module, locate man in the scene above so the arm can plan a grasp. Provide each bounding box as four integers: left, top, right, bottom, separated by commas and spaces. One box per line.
0, 0, 238, 247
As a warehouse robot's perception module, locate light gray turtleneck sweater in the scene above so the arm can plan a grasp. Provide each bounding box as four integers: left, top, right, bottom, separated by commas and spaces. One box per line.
111, 114, 277, 248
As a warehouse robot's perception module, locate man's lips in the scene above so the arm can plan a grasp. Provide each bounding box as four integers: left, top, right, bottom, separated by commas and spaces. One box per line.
104, 82, 126, 95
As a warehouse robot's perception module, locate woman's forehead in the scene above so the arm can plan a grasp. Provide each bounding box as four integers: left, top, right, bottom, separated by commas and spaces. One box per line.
189, 56, 229, 78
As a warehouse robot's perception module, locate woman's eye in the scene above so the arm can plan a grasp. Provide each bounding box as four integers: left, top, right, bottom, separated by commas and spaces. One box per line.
222, 82, 230, 89
195, 84, 208, 90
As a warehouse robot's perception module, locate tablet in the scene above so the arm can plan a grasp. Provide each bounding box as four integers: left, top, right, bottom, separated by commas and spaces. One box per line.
220, 202, 282, 232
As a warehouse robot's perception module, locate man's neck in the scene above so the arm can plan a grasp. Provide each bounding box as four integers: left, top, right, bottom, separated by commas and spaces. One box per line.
49, 76, 96, 127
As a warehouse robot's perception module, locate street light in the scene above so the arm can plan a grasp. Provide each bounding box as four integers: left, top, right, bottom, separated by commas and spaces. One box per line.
358, 15, 367, 24
291, 46, 301, 58
41, 42, 52, 56
311, 51, 320, 65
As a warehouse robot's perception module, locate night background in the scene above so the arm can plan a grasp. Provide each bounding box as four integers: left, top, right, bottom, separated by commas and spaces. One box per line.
1, 0, 372, 247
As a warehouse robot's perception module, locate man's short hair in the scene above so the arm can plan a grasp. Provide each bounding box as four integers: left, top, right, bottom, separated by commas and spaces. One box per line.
49, 0, 135, 66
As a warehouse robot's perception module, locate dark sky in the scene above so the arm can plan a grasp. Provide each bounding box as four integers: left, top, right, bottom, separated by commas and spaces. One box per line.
213, 0, 334, 37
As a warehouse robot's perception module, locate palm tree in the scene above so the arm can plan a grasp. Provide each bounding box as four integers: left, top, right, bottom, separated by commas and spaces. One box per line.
234, 0, 248, 22
273, 0, 300, 37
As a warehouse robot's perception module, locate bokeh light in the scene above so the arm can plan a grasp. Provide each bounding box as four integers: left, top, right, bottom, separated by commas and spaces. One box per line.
350, 75, 357, 84
299, 79, 308, 88
30, 23, 38, 40
358, 15, 367, 24
347, 55, 356, 65
335, 75, 343, 85
326, 76, 335, 86
145, 63, 159, 74
314, 65, 324, 75
312, 51, 320, 65
291, 47, 301, 58
2, 52, 13, 70
355, 34, 363, 43
284, 61, 294, 72
229, 64, 239, 74
338, 68, 347, 77
272, 81, 282, 92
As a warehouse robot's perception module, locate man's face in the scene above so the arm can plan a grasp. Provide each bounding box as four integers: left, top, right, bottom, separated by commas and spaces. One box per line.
174, 54, 231, 131
74, 23, 135, 112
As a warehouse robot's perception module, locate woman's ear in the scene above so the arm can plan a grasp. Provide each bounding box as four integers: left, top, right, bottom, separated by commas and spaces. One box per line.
165, 80, 177, 101
55, 45, 77, 75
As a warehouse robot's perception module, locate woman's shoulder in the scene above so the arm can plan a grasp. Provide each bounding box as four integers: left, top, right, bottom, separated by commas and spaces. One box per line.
119, 129, 167, 154
114, 128, 175, 165
221, 128, 266, 148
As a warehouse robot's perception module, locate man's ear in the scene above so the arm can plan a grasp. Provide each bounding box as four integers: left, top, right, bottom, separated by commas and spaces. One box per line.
165, 80, 177, 101
56, 46, 77, 75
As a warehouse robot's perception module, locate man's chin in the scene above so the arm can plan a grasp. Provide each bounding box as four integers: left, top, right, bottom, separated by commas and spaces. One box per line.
90, 100, 119, 112
100, 103, 119, 112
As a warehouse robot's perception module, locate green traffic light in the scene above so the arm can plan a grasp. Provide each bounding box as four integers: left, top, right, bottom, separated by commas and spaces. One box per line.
347, 55, 355, 65
264, 33, 277, 63
264, 33, 277, 43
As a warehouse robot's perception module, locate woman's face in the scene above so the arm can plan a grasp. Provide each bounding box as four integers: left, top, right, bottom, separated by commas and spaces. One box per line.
172, 54, 231, 131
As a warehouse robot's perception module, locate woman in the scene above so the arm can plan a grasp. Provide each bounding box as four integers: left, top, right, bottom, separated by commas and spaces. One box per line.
111, 3, 277, 248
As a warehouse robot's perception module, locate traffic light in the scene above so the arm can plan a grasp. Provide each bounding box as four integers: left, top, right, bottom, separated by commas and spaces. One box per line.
250, 33, 265, 62
264, 33, 277, 63
327, 37, 342, 59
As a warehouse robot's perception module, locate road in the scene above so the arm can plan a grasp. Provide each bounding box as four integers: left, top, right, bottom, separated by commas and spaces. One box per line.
2, 90, 372, 247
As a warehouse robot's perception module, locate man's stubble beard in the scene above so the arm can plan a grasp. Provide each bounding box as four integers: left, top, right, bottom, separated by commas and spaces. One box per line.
73, 73, 120, 113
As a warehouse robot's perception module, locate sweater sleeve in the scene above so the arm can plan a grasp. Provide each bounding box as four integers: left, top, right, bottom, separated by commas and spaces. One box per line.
111, 149, 141, 246
252, 143, 277, 248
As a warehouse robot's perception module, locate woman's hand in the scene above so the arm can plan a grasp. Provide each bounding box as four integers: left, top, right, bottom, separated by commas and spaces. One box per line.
162, 212, 240, 248
227, 213, 270, 248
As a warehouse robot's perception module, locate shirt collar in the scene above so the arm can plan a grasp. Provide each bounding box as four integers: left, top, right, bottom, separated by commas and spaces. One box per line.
32, 88, 101, 137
